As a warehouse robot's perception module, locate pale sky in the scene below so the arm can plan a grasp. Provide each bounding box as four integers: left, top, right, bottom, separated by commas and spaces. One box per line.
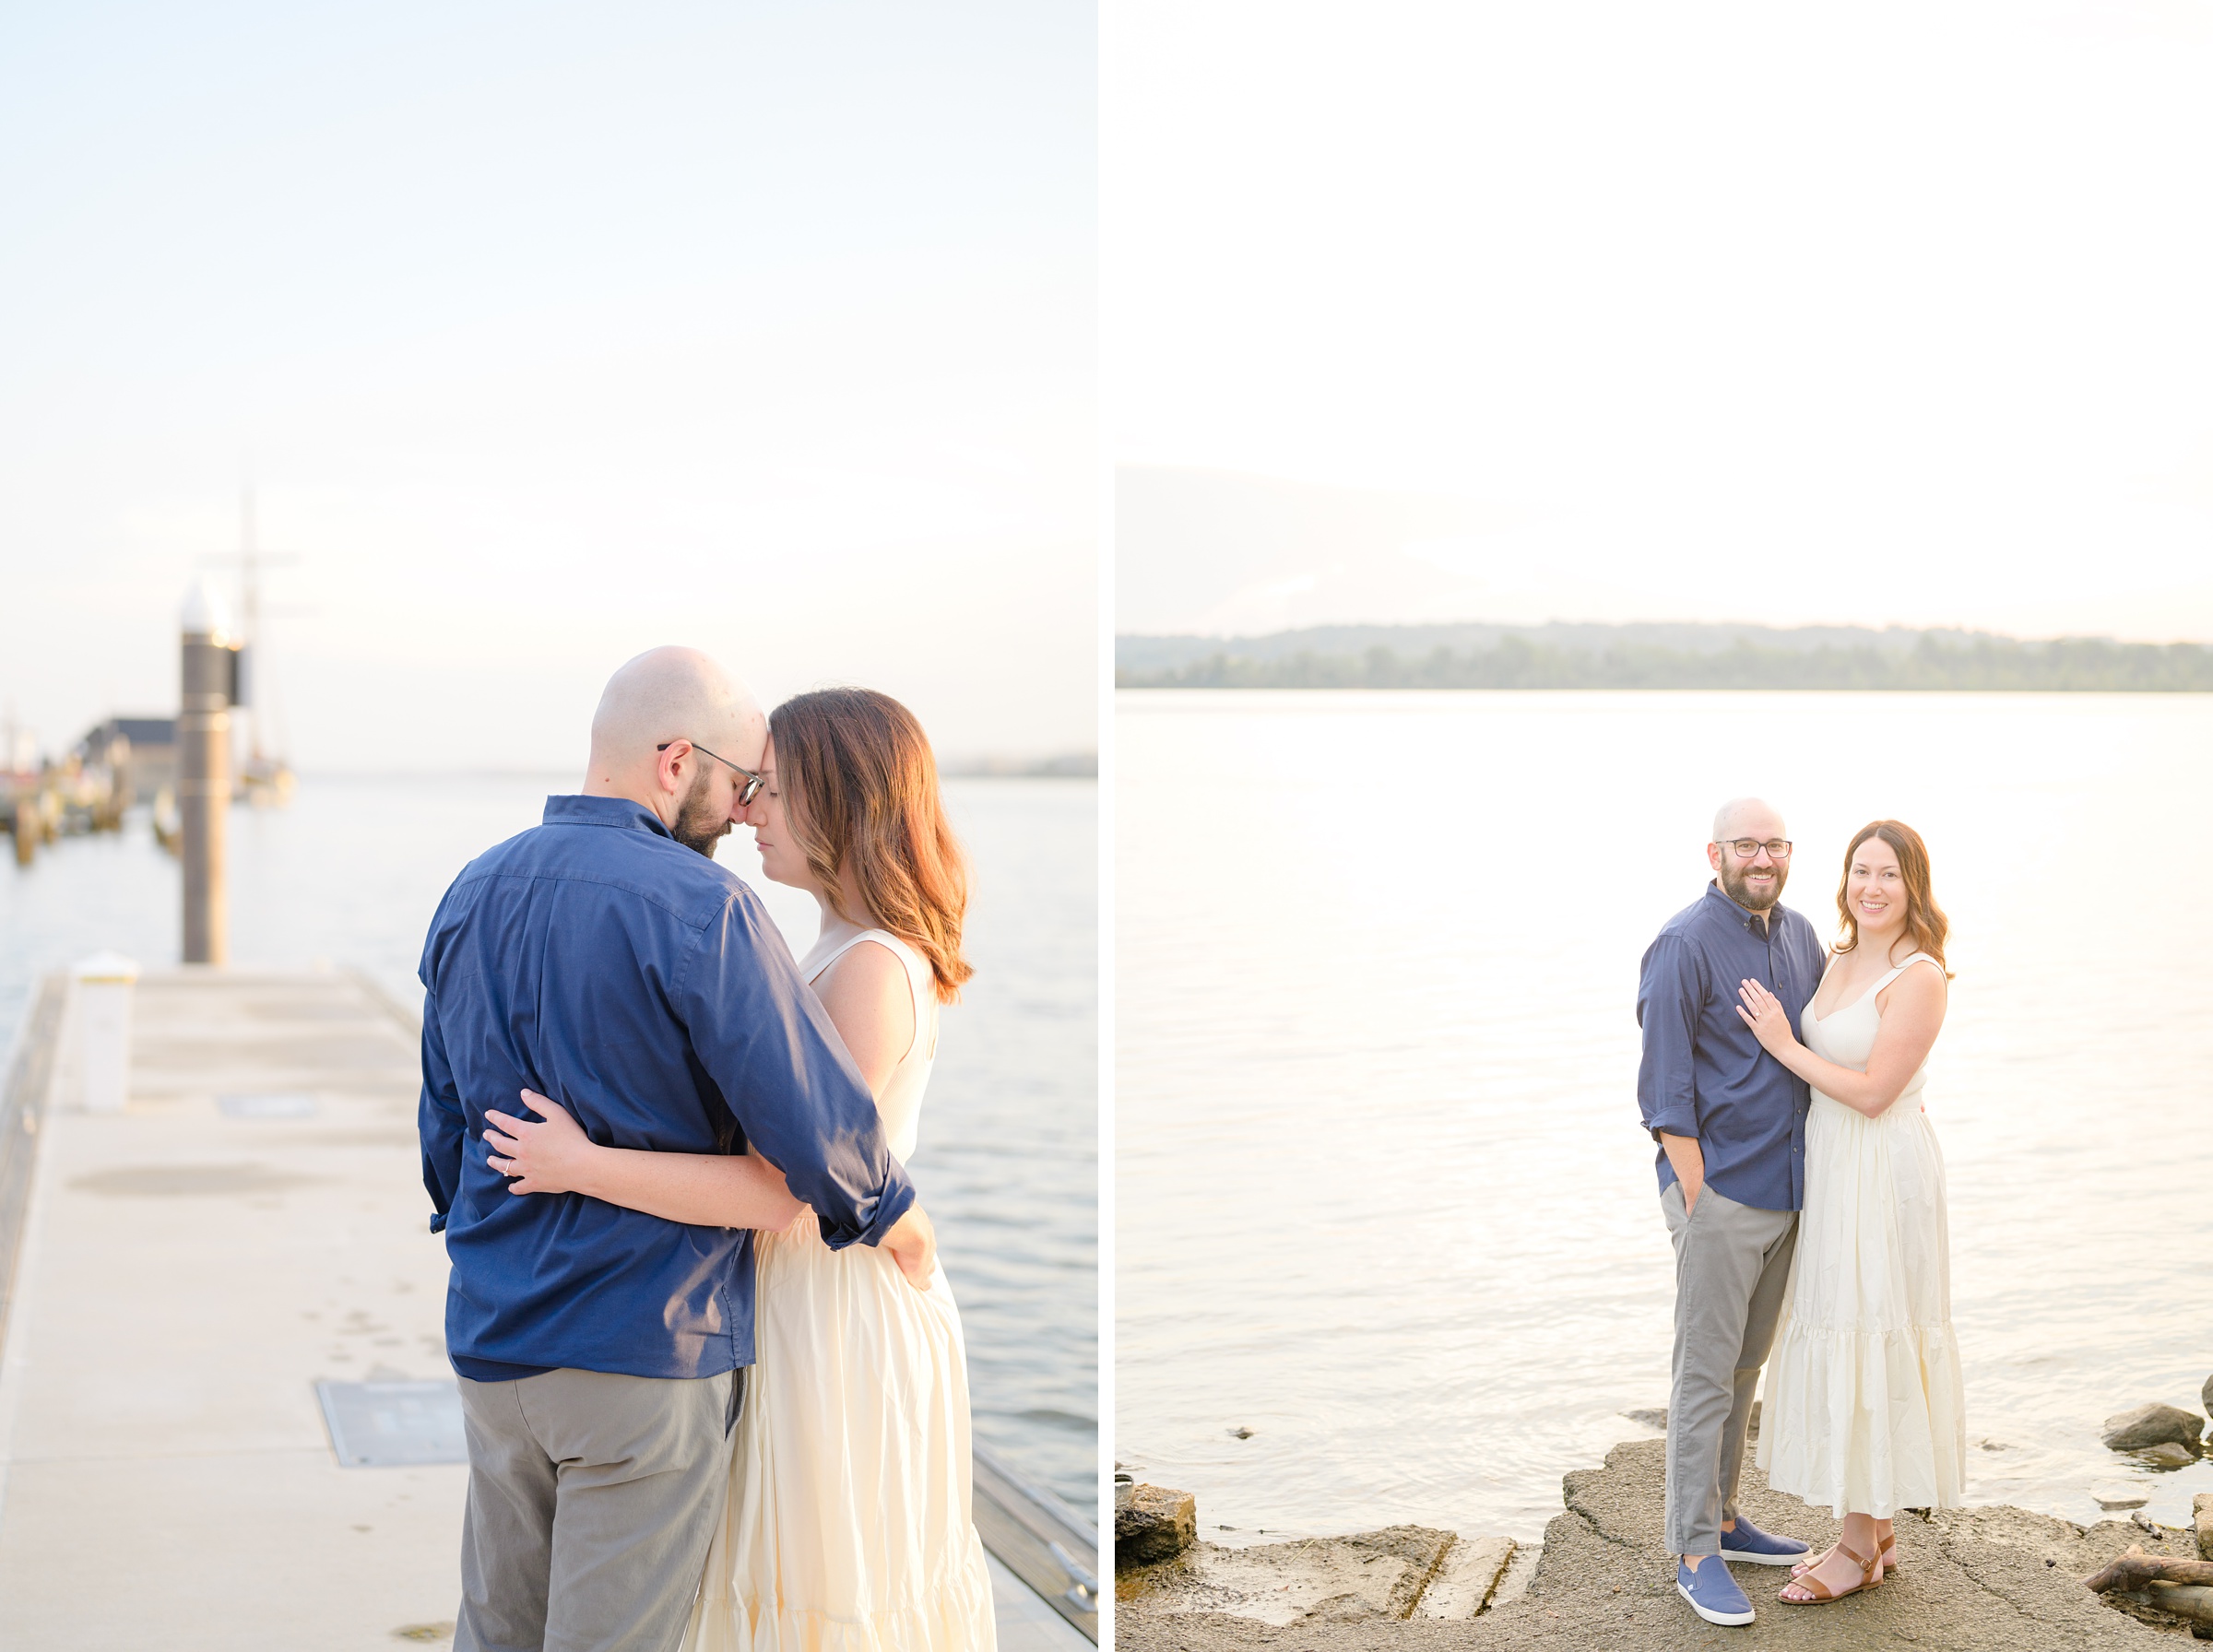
1106, 1, 2213, 641
1, 1, 1095, 771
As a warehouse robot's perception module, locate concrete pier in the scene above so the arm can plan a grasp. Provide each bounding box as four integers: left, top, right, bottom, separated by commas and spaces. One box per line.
0, 968, 458, 1648
0, 966, 1090, 1650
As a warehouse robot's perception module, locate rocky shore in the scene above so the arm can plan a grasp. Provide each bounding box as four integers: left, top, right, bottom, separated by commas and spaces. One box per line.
1118, 1435, 2213, 1650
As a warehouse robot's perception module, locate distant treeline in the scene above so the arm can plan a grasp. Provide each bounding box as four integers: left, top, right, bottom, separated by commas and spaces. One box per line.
1118, 632, 2213, 691
940, 751, 1097, 778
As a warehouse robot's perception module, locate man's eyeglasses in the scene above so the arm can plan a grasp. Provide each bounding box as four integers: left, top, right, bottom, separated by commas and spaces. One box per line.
657, 740, 765, 807
1721, 838, 1793, 860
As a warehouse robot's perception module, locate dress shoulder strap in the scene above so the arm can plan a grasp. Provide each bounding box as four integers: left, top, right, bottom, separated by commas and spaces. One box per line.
806, 928, 933, 1062
806, 927, 880, 982
1871, 951, 1942, 994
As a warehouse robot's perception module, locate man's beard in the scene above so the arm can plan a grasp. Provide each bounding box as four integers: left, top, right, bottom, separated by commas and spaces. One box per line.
1719, 858, 1785, 913
672, 770, 731, 858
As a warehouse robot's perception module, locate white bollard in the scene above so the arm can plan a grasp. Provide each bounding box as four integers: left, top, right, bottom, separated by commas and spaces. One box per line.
75, 952, 140, 1114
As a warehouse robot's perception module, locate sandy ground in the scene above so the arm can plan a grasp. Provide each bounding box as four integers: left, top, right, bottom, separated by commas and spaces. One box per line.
1117, 1438, 2205, 1651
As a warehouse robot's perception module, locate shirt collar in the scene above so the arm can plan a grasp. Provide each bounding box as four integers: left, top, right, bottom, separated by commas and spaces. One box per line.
1704, 879, 1776, 940
542, 794, 674, 839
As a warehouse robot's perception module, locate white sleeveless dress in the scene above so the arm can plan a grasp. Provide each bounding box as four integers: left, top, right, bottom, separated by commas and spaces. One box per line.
1757, 953, 1967, 1517
683, 929, 997, 1652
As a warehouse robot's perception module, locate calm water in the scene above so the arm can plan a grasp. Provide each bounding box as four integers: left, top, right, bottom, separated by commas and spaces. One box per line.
0, 775, 1097, 1507
1117, 691, 2213, 1544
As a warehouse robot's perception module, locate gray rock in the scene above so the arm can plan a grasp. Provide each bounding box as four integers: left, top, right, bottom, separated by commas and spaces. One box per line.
2205, 1372, 2213, 1419
2101, 1402, 2205, 1452
2138, 1440, 2201, 1469
1115, 1482, 1197, 1569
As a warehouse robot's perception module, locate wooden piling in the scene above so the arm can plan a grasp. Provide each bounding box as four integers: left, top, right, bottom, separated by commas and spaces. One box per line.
179, 579, 237, 964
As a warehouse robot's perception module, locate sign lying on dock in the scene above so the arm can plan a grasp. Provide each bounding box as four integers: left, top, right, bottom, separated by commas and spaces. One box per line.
315, 1379, 467, 1468
218, 1092, 319, 1118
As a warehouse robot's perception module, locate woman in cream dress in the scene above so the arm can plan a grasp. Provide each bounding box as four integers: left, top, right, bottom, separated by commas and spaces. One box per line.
486, 687, 996, 1650
1733, 820, 1966, 1606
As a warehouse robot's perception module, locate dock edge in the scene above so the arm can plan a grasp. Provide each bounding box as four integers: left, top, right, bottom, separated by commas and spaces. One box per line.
0, 974, 67, 1355
974, 1436, 1101, 1641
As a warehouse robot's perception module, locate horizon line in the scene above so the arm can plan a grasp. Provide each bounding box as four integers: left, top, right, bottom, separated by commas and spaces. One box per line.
243, 758, 1100, 783
1116, 618, 2213, 647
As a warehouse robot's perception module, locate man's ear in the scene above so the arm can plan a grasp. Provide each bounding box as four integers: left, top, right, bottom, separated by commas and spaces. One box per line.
655, 742, 690, 797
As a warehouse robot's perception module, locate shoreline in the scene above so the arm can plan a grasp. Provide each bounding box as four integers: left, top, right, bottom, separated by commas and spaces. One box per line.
1118, 1438, 2213, 1648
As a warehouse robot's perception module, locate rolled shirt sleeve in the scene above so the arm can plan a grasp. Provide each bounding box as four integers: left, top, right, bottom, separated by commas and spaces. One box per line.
1636, 932, 1703, 1141
417, 984, 466, 1234
676, 892, 917, 1250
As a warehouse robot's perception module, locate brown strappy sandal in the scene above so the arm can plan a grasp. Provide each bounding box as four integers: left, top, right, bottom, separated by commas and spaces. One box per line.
1792, 1533, 1898, 1578
1778, 1537, 1883, 1603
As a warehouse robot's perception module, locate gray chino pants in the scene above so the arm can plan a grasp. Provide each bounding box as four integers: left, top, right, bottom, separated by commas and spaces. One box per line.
1660, 1181, 1797, 1556
454, 1366, 740, 1652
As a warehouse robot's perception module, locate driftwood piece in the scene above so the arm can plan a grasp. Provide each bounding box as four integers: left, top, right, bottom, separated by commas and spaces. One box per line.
2085, 1544, 2213, 1593
2108, 1583, 2213, 1629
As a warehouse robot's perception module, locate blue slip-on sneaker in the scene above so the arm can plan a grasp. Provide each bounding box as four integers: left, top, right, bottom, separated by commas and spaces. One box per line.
1719, 1512, 1813, 1566
1677, 1555, 1757, 1626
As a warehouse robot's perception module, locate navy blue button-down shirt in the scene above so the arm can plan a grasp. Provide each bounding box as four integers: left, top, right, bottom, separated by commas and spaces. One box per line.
418, 795, 916, 1382
1635, 881, 1825, 1212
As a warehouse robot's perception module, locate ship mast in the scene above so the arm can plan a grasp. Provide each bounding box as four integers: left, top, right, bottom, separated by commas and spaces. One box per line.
240, 487, 265, 765
207, 485, 297, 800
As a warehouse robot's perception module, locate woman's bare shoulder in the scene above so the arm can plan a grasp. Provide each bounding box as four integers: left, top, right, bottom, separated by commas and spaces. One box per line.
813, 938, 917, 1073
816, 936, 909, 1000
1879, 955, 1947, 1009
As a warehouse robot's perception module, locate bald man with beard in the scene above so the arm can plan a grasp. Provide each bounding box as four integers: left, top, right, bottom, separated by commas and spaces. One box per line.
417, 646, 935, 1652
1637, 797, 1823, 1628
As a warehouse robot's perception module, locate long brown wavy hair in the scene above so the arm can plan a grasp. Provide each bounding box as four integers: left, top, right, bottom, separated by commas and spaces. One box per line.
768, 687, 974, 1003
1832, 820, 1953, 977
